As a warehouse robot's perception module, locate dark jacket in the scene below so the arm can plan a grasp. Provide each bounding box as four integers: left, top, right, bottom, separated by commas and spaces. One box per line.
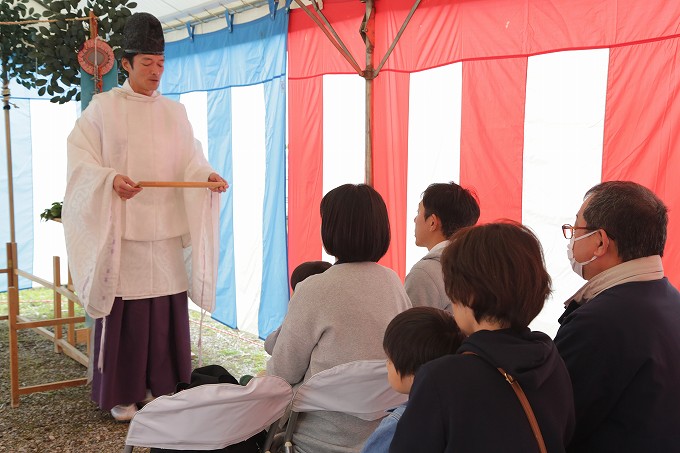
554, 278, 680, 453
390, 329, 575, 453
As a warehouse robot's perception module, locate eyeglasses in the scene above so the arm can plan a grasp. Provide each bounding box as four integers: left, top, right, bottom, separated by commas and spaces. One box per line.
561, 224, 596, 239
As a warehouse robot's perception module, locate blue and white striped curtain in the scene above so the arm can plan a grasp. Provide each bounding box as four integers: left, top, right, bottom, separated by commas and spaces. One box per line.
0, 91, 34, 290
161, 11, 289, 339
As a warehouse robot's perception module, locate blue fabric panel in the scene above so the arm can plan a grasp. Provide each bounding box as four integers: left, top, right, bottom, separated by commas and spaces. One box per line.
161, 11, 289, 338
161, 11, 288, 94
80, 63, 119, 110
206, 89, 237, 329
258, 78, 289, 338
0, 100, 34, 290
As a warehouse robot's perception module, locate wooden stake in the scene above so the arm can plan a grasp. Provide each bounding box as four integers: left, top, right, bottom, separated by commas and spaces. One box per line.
9, 286, 20, 407
53, 256, 62, 353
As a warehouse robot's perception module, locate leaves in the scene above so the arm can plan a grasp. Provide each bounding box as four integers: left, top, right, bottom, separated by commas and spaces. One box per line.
3, 0, 137, 102
39, 201, 63, 221
0, 0, 40, 86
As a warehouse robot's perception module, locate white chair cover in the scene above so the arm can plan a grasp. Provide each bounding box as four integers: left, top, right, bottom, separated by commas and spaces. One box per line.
124, 375, 293, 451
290, 359, 408, 421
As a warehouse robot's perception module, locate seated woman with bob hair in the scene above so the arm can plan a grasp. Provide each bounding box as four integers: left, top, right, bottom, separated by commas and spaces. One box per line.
266, 183, 412, 453
390, 221, 575, 453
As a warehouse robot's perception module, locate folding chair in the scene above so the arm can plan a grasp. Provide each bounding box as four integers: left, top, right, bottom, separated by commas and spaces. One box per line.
279, 359, 408, 453
123, 375, 293, 452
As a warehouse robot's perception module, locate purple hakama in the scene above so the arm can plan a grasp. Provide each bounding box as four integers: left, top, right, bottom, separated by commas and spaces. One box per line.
91, 292, 192, 410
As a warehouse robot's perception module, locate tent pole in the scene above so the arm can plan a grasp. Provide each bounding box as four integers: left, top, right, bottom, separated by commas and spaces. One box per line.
374, 0, 422, 77
2, 77, 16, 244
293, 0, 421, 186
292, 0, 364, 76
362, 0, 375, 186
308, 0, 363, 75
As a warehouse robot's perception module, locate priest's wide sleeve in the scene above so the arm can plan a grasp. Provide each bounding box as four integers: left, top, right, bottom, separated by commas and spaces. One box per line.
62, 103, 122, 318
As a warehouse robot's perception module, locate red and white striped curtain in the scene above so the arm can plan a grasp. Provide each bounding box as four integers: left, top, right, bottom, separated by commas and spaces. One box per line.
287, 0, 680, 335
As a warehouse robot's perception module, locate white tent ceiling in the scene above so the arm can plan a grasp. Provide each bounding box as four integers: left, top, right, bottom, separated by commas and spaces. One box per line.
143, 0, 321, 39
26, 0, 320, 41
140, 0, 271, 33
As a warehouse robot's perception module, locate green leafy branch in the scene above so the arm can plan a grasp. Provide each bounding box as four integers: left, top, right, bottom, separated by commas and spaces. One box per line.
1, 0, 138, 104
40, 201, 62, 221
0, 0, 41, 92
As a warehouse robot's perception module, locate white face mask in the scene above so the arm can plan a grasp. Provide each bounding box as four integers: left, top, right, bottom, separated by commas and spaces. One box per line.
567, 230, 599, 279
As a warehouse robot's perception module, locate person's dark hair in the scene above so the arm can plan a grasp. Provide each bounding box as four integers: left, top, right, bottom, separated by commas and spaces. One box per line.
122, 52, 138, 68
583, 181, 668, 261
383, 307, 464, 377
320, 184, 390, 263
442, 221, 551, 331
290, 261, 332, 291
422, 182, 480, 238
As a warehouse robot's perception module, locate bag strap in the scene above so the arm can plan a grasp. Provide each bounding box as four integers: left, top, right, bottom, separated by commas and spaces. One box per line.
463, 351, 547, 453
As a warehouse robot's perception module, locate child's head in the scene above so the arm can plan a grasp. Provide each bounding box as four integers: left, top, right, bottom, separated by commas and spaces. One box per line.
383, 307, 464, 394
290, 260, 333, 293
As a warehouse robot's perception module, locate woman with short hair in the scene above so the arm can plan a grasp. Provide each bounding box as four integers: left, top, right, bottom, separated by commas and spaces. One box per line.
390, 221, 575, 453
267, 183, 412, 453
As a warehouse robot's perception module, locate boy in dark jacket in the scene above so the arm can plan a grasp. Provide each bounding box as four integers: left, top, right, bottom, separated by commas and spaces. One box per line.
361, 307, 464, 452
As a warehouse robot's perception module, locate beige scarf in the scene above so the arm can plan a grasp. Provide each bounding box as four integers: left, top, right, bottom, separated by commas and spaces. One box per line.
565, 255, 664, 306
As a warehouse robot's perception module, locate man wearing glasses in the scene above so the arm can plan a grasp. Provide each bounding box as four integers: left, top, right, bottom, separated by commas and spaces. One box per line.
554, 181, 680, 453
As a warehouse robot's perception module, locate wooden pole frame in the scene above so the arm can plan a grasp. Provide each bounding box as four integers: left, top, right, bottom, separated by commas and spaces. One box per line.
5, 243, 89, 408
2, 78, 16, 244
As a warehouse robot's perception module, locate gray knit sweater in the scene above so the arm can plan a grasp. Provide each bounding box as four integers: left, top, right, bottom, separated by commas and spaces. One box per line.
266, 262, 412, 453
404, 241, 452, 312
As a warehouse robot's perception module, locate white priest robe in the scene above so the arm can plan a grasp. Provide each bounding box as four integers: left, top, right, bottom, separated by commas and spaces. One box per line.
62, 81, 219, 319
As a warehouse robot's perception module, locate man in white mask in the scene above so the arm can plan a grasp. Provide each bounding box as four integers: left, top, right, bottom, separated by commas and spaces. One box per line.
554, 181, 680, 453
566, 229, 599, 278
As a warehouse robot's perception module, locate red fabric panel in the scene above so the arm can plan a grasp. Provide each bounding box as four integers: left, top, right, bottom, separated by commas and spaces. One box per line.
290, 0, 680, 73
288, 0, 680, 281
371, 0, 680, 72
460, 58, 527, 224
603, 41, 680, 286
288, 0, 366, 78
373, 72, 410, 279
287, 77, 324, 280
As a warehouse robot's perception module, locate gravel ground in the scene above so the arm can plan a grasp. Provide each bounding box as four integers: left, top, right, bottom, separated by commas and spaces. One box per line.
0, 293, 268, 453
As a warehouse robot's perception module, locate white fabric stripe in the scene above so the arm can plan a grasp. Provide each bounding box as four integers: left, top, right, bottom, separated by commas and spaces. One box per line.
231, 84, 266, 334
322, 74, 366, 263
31, 101, 76, 282
523, 49, 609, 337
405, 64, 463, 272
181, 91, 210, 159
180, 92, 211, 313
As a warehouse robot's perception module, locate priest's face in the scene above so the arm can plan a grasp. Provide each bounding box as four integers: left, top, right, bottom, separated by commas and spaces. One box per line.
122, 54, 165, 96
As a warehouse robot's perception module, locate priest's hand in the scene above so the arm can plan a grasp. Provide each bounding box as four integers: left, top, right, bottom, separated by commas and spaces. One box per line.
113, 174, 143, 200
208, 173, 229, 193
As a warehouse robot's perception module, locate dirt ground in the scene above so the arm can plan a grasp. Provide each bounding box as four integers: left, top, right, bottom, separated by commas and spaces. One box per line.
0, 295, 268, 453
